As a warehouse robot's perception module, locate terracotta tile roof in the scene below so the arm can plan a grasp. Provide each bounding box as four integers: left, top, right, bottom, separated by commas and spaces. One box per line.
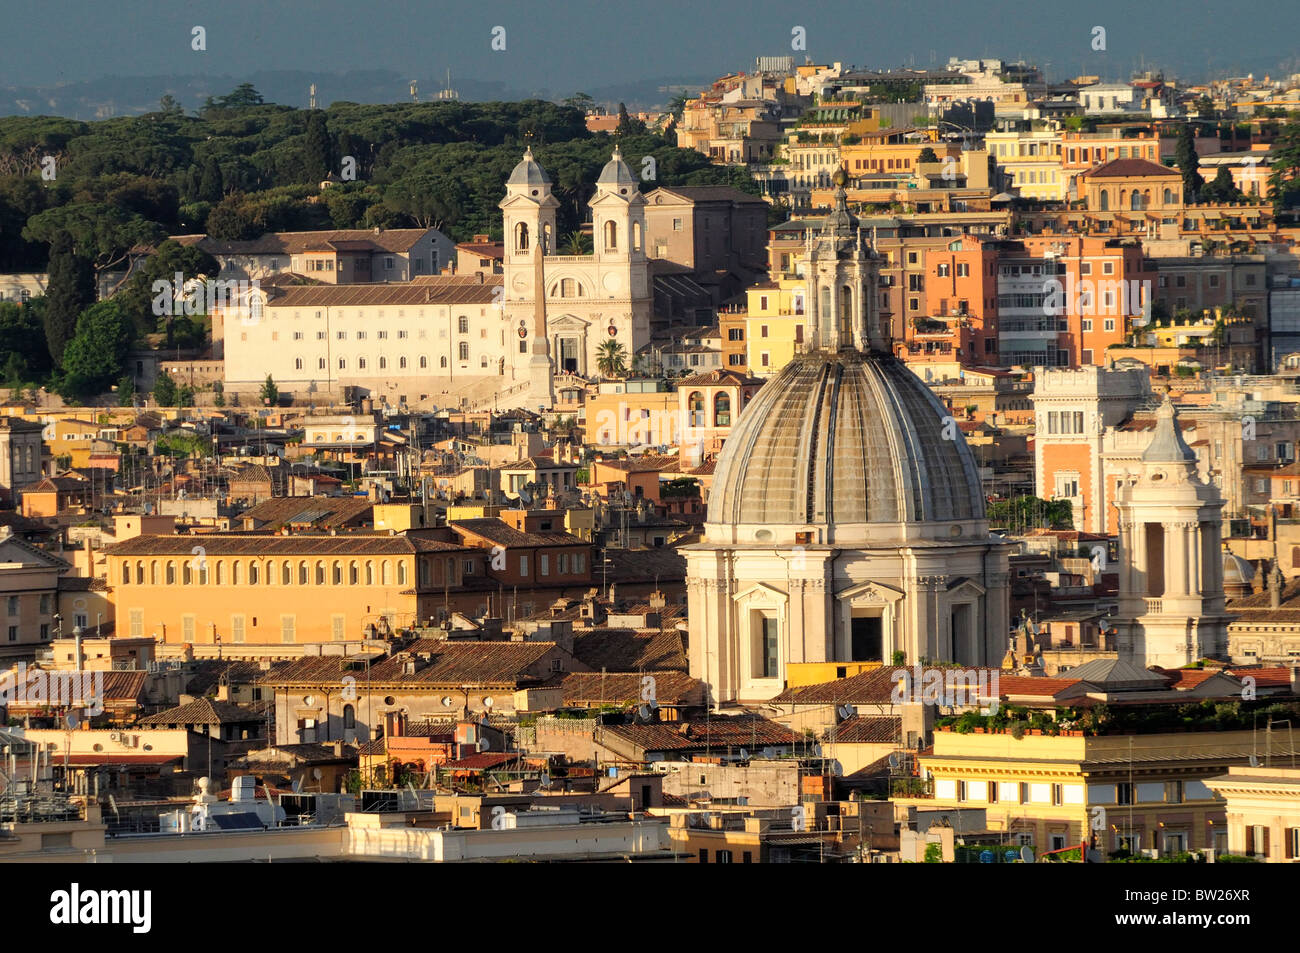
996, 676, 1085, 697
237, 496, 374, 528
450, 518, 586, 548
1082, 157, 1180, 179
139, 698, 266, 726
103, 533, 470, 557
602, 715, 799, 753
825, 715, 900, 744
571, 628, 687, 672
771, 666, 1004, 705
260, 639, 559, 688
1224, 666, 1295, 688
562, 670, 703, 705
183, 660, 265, 696
268, 276, 502, 308
676, 368, 764, 387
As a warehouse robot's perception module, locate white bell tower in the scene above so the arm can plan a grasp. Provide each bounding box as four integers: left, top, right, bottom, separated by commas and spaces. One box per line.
1113, 396, 1230, 668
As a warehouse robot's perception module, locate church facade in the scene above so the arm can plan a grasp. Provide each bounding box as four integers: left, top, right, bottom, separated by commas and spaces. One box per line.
500, 146, 654, 408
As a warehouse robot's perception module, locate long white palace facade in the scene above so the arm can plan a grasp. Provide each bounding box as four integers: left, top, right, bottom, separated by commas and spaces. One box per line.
221, 147, 654, 409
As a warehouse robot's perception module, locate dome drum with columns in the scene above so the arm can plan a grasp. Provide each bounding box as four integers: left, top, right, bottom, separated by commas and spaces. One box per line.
685, 177, 1012, 706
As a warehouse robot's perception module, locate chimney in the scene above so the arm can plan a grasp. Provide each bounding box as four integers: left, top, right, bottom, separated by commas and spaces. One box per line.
476, 272, 484, 284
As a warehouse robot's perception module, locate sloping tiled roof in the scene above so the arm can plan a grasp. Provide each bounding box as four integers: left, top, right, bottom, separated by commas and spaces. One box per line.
825, 715, 900, 745
602, 715, 799, 753
1083, 157, 1179, 178
771, 666, 1003, 705
562, 670, 702, 705
450, 518, 585, 548
260, 639, 558, 688
139, 697, 266, 726
238, 496, 374, 528
268, 276, 502, 308
103, 533, 469, 556
191, 228, 432, 256
571, 628, 687, 672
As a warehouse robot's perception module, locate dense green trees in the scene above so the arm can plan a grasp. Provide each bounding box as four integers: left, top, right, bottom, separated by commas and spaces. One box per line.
43, 233, 96, 364
1174, 125, 1204, 201
56, 299, 136, 401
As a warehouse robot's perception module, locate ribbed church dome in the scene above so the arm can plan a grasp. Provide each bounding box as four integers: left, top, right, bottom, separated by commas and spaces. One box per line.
507, 146, 551, 187
707, 350, 985, 533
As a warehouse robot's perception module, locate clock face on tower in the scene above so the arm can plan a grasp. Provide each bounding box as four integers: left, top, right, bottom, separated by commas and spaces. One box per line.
511, 274, 530, 293
602, 272, 622, 294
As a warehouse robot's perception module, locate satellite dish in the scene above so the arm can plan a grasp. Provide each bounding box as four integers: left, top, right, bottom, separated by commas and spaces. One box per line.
482, 696, 494, 709
291, 777, 302, 793
739, 748, 749, 760
1020, 846, 1036, 863
637, 704, 653, 721
478, 737, 491, 752
888, 752, 900, 770
312, 768, 322, 780
64, 710, 80, 730
828, 760, 843, 776
1249, 755, 1260, 767
837, 703, 855, 720
441, 696, 453, 708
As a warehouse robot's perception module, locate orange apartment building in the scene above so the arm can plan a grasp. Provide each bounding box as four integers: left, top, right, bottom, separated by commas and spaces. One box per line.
905, 233, 1152, 370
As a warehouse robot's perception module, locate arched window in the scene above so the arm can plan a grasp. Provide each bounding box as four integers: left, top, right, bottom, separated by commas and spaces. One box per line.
179, 559, 190, 585
249, 561, 259, 585
397, 562, 407, 586
343, 704, 356, 730
358, 357, 367, 370
714, 392, 731, 427
121, 562, 131, 585
349, 561, 359, 585
136, 560, 144, 585
315, 561, 325, 585
458, 343, 469, 362
151, 561, 158, 585
438, 356, 446, 368
166, 561, 176, 585
282, 561, 292, 585
632, 221, 642, 252
199, 561, 209, 585
298, 561, 309, 585
1099, 190, 1110, 211
378, 356, 386, 370
232, 561, 241, 586
295, 357, 303, 370
216, 561, 225, 585
365, 561, 375, 585
515, 221, 529, 253
1163, 188, 1174, 204
332, 561, 342, 585
1130, 189, 1142, 211
266, 561, 275, 585
604, 220, 618, 251
399, 356, 407, 369
382, 561, 392, 586
688, 391, 705, 427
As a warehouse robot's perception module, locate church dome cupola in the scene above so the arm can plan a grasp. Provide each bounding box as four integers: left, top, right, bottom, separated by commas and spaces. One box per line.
596, 145, 639, 194
1141, 395, 1197, 465
707, 349, 985, 541
507, 146, 551, 188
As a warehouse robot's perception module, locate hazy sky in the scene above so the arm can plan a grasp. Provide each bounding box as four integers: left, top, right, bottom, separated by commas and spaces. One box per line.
6, 0, 1299, 91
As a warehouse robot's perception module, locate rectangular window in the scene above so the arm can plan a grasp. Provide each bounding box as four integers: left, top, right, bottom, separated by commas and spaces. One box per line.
760, 616, 779, 678
519, 554, 529, 576
129, 608, 144, 638
540, 554, 550, 577
281, 615, 296, 643
182, 615, 196, 642
332, 616, 345, 641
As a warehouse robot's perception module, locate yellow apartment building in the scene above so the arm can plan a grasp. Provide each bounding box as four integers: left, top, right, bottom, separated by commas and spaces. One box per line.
985, 128, 1066, 201
893, 727, 1289, 856
744, 278, 807, 376
103, 533, 477, 647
